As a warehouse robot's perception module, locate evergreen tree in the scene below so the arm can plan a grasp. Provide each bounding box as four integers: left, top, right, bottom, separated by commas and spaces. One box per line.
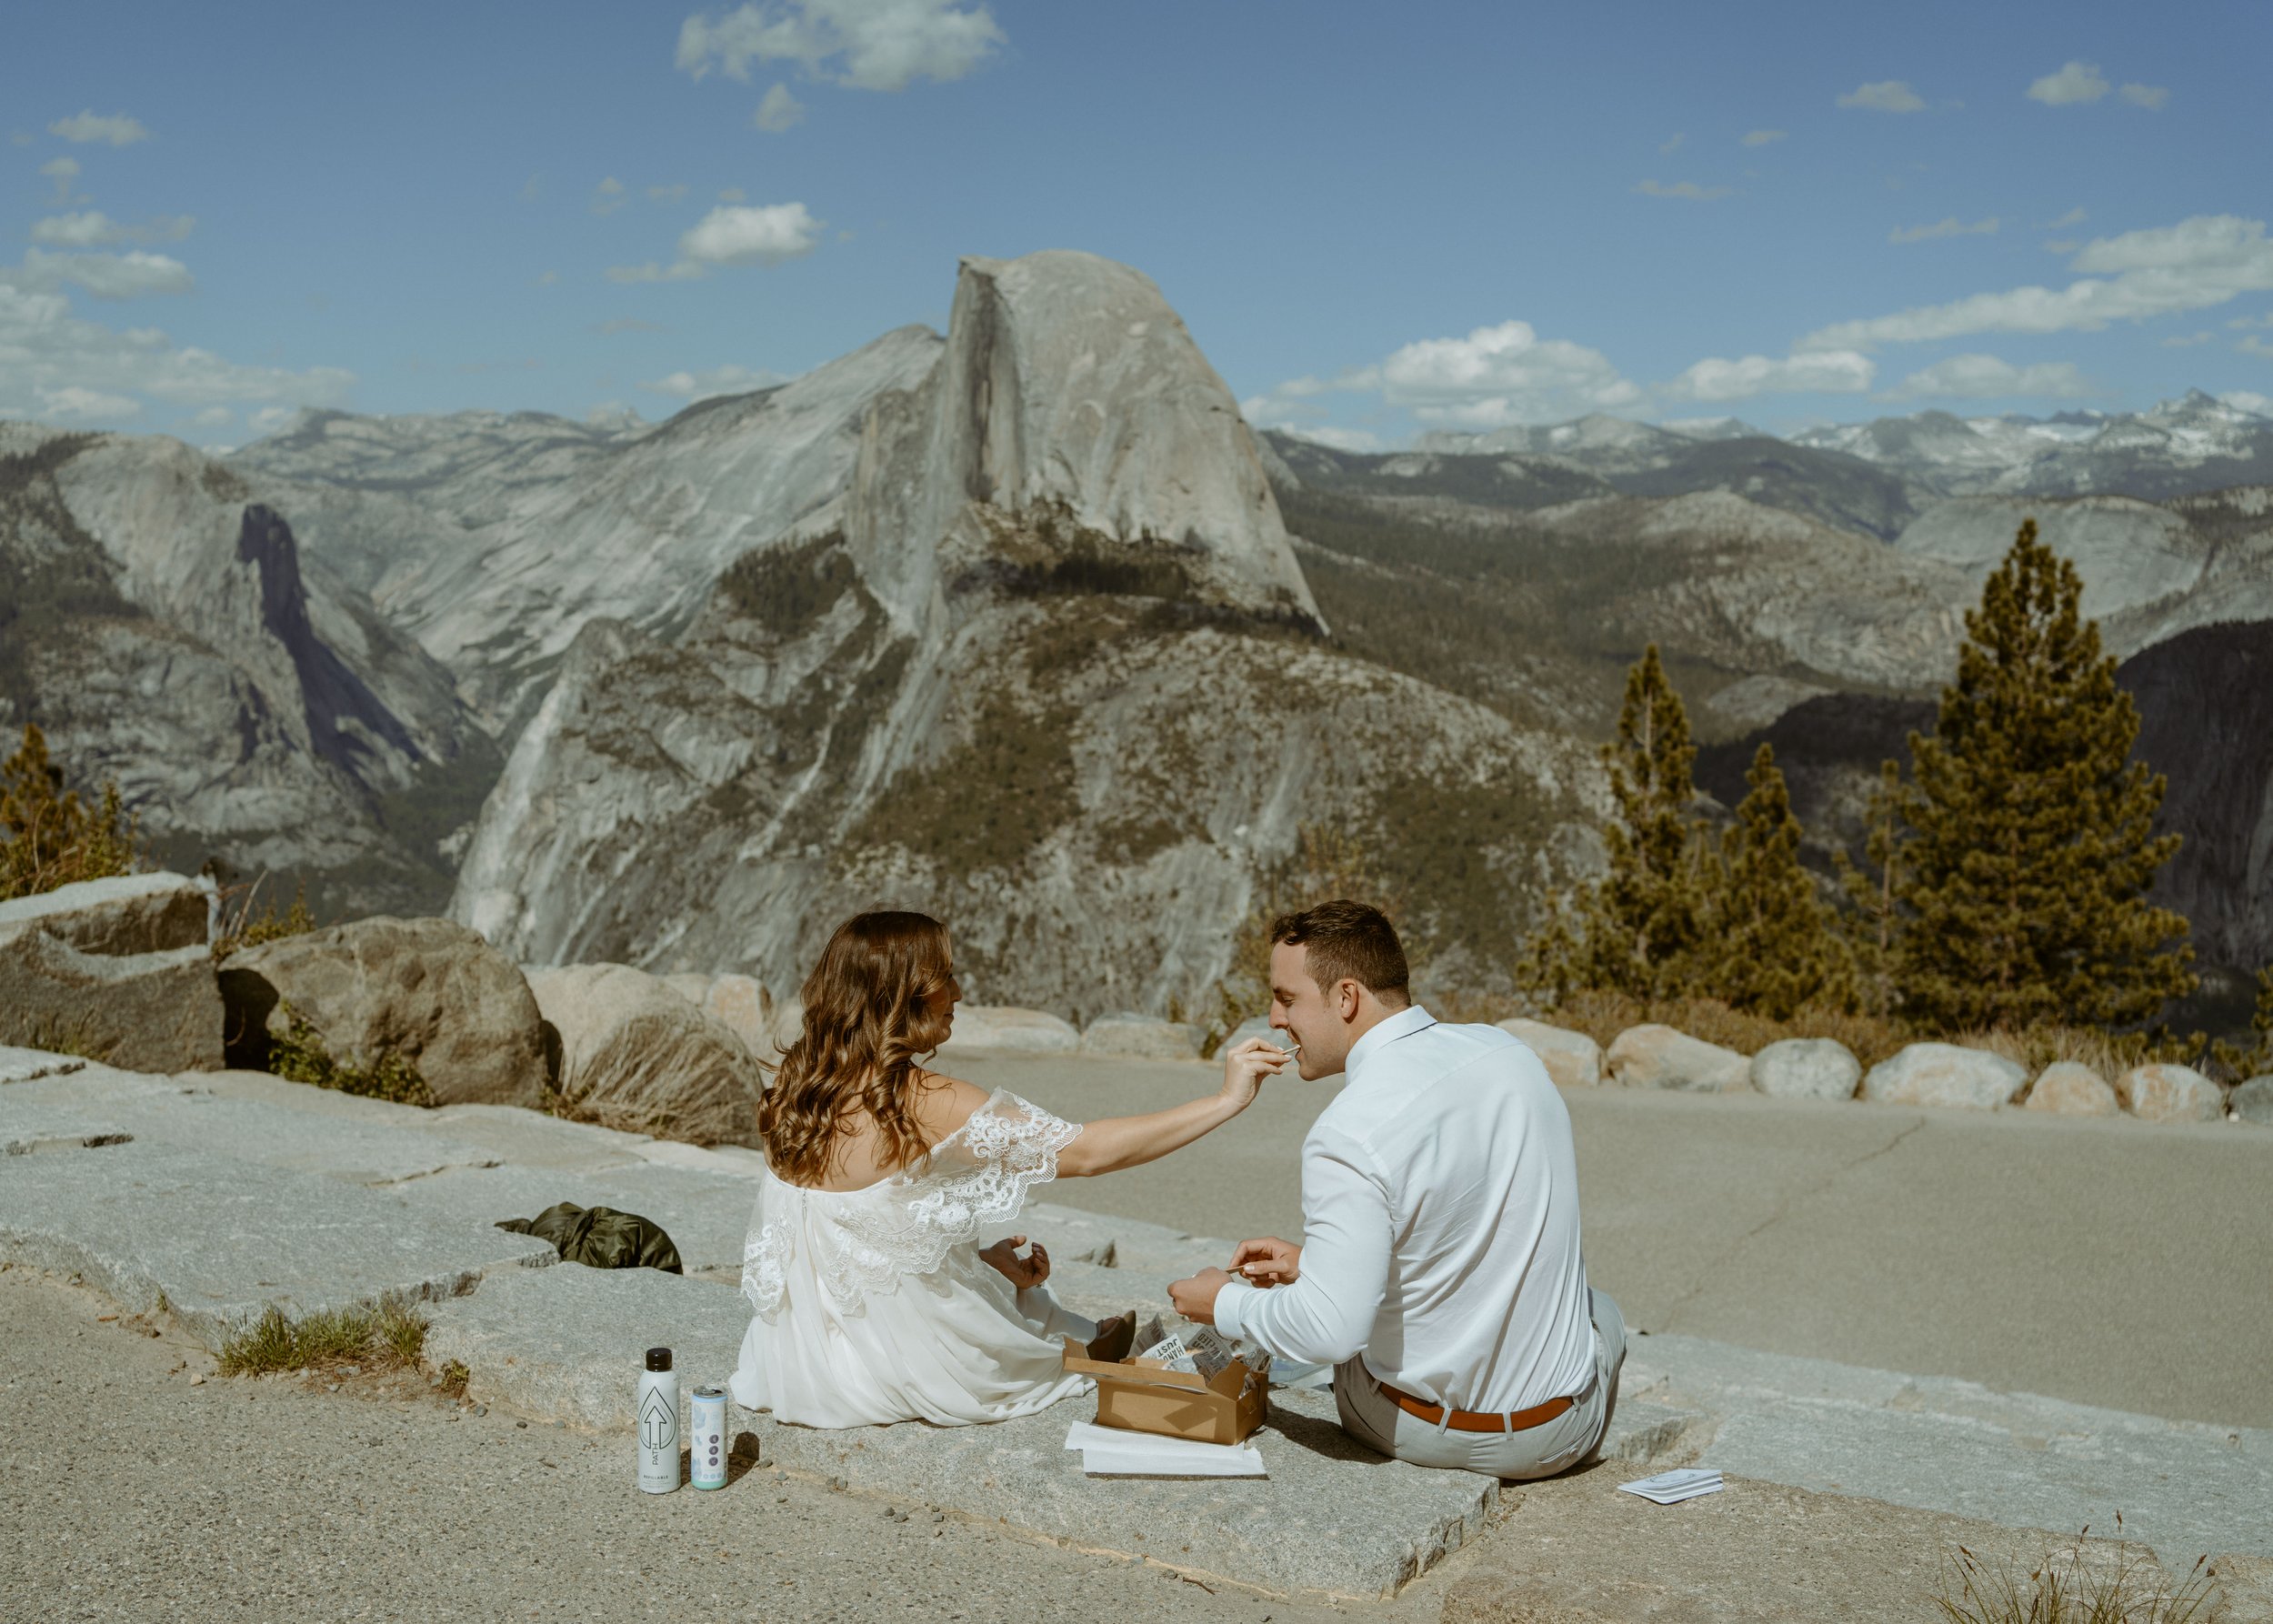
1519, 645, 1713, 1000
2211, 965, 2273, 1080
1835, 761, 1906, 1019
1892, 519, 2194, 1029
1709, 743, 1851, 1019
1, 722, 136, 901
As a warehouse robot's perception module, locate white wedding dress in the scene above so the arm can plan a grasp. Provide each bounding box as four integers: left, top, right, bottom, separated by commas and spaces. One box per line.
730, 1088, 1102, 1428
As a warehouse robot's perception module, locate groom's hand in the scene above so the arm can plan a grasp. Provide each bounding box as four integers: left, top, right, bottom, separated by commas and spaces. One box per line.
1167, 1268, 1234, 1325
1229, 1237, 1300, 1286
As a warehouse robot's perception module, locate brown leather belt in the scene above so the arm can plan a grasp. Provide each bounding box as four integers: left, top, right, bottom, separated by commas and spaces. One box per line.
1375, 1379, 1575, 1434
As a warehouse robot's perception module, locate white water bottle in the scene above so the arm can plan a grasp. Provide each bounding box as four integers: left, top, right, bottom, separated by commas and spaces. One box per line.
637, 1347, 680, 1494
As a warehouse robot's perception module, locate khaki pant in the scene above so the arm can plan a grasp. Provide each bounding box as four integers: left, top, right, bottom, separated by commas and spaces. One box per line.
1332, 1288, 1626, 1479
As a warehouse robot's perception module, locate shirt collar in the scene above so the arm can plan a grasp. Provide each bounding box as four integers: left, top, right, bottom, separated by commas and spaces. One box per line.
1344, 1003, 1436, 1083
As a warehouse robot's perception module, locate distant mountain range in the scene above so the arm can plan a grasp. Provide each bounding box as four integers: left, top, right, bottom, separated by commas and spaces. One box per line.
5, 262, 2269, 1014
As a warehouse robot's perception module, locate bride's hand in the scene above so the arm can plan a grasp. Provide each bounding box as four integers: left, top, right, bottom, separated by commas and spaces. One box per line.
979, 1236, 1049, 1288
1218, 1036, 1288, 1109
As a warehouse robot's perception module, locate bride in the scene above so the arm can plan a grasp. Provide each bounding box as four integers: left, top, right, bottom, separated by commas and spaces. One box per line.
731, 910, 1284, 1428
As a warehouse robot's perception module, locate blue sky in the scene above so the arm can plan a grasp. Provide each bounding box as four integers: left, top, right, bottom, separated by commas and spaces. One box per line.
5, 0, 2269, 450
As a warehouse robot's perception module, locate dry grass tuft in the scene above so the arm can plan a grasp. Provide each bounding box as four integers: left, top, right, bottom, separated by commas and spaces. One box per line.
1931, 1523, 2218, 1624
216, 1297, 429, 1378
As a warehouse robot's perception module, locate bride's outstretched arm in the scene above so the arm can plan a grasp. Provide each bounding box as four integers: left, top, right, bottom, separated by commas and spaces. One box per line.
1055, 1038, 1285, 1177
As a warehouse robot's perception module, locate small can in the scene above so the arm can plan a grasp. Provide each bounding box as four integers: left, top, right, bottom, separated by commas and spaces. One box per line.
688, 1385, 729, 1490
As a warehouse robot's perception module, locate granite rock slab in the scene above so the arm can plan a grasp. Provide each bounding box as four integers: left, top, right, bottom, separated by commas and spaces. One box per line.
1628, 1333, 2273, 1563
391, 1161, 760, 1275
0, 871, 208, 956
1, 1071, 504, 1186
0, 1138, 556, 1348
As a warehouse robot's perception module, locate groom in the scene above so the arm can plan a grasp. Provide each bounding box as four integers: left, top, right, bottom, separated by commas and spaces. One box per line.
1167, 900, 1624, 1478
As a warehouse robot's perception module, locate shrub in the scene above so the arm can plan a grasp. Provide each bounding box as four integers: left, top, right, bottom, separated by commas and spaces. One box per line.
266, 1003, 436, 1108
211, 877, 317, 962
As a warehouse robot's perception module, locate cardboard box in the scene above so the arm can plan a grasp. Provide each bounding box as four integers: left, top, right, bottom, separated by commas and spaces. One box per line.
1060, 1338, 1269, 1447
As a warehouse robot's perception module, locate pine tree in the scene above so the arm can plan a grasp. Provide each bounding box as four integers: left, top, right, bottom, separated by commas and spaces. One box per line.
2211, 965, 2273, 1080
1893, 519, 2195, 1029
1835, 761, 1905, 1018
1709, 744, 1851, 1019
1519, 645, 1713, 1000
1, 723, 137, 901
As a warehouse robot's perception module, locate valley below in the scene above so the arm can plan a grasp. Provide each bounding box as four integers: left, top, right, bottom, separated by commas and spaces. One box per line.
7, 250, 2272, 1022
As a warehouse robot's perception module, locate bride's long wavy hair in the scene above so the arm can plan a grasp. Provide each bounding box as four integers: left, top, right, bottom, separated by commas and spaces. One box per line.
759, 911, 956, 1187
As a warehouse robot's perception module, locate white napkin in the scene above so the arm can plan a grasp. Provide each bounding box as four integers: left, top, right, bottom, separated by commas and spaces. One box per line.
1063, 1420, 1267, 1478
1617, 1467, 1724, 1505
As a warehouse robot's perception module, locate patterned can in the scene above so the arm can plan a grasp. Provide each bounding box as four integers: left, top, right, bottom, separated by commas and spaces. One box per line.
689, 1385, 729, 1490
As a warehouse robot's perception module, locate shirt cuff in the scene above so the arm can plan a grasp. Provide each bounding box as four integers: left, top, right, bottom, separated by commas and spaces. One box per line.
1212, 1278, 1257, 1343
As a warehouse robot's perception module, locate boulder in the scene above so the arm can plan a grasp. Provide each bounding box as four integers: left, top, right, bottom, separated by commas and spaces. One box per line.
1607, 1025, 1751, 1092
938, 1005, 1081, 1056
2234, 1076, 2273, 1127
699, 973, 774, 1059
2024, 1062, 2119, 1118
525, 963, 763, 1146
661, 971, 713, 1007
221, 917, 549, 1109
1749, 1038, 1861, 1102
767, 992, 806, 1054
0, 928, 222, 1071
1497, 1018, 1603, 1088
1078, 1013, 1205, 1061
1860, 1044, 2027, 1111
0, 871, 208, 956
2114, 1063, 2225, 1125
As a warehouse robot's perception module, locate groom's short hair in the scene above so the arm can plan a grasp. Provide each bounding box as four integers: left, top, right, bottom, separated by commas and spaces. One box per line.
1269, 900, 1410, 1005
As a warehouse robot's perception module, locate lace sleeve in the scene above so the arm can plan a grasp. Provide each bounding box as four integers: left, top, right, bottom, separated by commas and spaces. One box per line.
828, 1090, 1081, 1290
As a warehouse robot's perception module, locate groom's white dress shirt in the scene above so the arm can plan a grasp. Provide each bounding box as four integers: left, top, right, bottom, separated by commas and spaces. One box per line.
1212, 1006, 1597, 1415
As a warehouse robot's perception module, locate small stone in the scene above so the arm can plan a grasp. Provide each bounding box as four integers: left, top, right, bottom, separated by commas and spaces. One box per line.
1607, 1025, 1750, 1092
475, 1404, 488, 1416
2025, 1062, 2118, 1117
885, 1507, 899, 1519
2115, 1063, 2225, 1124
553, 1419, 566, 1429
187, 1374, 205, 1386
1497, 1020, 1603, 1089
428, 1375, 443, 1388
516, 1419, 528, 1429
339, 1364, 360, 1377
932, 1511, 946, 1523
1861, 1043, 2027, 1110
325, 1383, 341, 1393
2234, 1076, 2273, 1127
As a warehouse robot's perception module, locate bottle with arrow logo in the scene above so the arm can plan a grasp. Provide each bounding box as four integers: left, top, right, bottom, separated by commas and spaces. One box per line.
637, 1347, 679, 1494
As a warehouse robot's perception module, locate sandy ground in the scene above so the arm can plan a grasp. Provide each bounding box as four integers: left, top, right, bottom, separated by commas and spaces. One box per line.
947, 1052, 2273, 1429
0, 1266, 1422, 1624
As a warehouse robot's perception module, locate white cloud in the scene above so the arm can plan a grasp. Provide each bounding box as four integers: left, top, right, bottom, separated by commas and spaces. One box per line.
247, 406, 299, 436
676, 0, 1004, 93
1886, 355, 2097, 400
2220, 390, 2272, 416
2160, 330, 2214, 347
1891, 215, 2000, 243
1740, 128, 1787, 146
1661, 350, 1876, 402
48, 110, 150, 146
647, 183, 689, 204
2243, 336, 2273, 361
2042, 207, 2088, 228
1369, 321, 1644, 427
2027, 61, 2110, 105
2229, 311, 2273, 329
637, 362, 794, 399
1837, 80, 1926, 113
2041, 238, 2081, 254
1889, 216, 1999, 245
2120, 83, 2169, 110
0, 284, 354, 426
1799, 214, 2273, 350
718, 186, 747, 202
2, 248, 195, 300
29, 211, 194, 247
591, 177, 627, 216
536, 269, 559, 286
679, 201, 820, 266
604, 260, 707, 284
39, 385, 140, 420
39, 157, 83, 203
1634, 179, 1732, 201
1658, 133, 1686, 155
754, 82, 806, 130
185, 406, 234, 428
